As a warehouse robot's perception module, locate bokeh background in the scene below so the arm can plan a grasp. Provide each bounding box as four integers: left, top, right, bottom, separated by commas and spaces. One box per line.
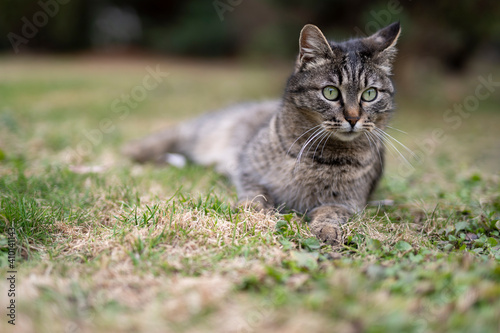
1, 0, 500, 174
2, 0, 500, 69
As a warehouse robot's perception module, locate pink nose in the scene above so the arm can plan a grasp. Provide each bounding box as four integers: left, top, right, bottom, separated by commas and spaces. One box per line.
346, 116, 360, 127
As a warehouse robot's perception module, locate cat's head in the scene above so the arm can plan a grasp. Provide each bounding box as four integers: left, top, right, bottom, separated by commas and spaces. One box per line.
285, 22, 401, 142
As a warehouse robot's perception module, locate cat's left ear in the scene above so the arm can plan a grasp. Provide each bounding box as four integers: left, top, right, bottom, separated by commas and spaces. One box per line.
363, 21, 401, 72
298, 24, 334, 68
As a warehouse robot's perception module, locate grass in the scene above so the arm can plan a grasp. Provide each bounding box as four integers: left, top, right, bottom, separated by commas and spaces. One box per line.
0, 55, 499, 333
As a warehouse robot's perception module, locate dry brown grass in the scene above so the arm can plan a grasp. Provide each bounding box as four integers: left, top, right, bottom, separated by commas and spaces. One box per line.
2, 202, 307, 332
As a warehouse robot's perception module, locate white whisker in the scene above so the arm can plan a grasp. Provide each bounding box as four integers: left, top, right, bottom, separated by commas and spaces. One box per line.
371, 130, 398, 160
373, 128, 414, 169
320, 132, 334, 159
312, 131, 331, 160
304, 130, 326, 160
287, 124, 322, 155
386, 125, 407, 135
294, 128, 324, 171
375, 127, 419, 161
364, 132, 374, 150
372, 130, 411, 170
372, 130, 399, 157
365, 132, 383, 169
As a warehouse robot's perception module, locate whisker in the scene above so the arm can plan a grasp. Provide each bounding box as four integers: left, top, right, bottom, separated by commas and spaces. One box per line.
372, 130, 399, 155
371, 130, 399, 160
312, 131, 331, 160
373, 128, 414, 169
320, 132, 334, 159
287, 124, 322, 155
365, 132, 383, 169
364, 132, 374, 150
386, 125, 408, 135
375, 128, 419, 161
369, 132, 386, 167
295, 128, 324, 171
304, 130, 326, 160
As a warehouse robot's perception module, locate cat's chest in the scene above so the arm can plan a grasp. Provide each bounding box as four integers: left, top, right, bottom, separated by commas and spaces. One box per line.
260, 155, 372, 211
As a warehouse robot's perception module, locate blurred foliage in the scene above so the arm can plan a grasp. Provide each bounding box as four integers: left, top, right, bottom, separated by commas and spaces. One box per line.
0, 0, 499, 71
145, 0, 237, 56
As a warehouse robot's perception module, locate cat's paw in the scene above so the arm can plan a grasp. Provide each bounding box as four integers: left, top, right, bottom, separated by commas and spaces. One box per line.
122, 142, 143, 161
236, 197, 274, 213
310, 222, 343, 246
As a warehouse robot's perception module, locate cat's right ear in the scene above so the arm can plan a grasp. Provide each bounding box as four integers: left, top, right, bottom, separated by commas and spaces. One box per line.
363, 21, 401, 73
298, 24, 334, 68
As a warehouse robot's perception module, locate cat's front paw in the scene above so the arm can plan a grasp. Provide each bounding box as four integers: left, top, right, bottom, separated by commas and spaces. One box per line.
308, 205, 351, 246
310, 222, 343, 246
236, 197, 274, 213
122, 142, 144, 162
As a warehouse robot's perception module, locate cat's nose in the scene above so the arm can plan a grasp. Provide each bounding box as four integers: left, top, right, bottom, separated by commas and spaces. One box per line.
345, 116, 360, 128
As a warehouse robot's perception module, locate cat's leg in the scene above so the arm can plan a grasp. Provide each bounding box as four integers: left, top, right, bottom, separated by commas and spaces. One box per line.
237, 191, 275, 212
308, 204, 353, 246
235, 181, 275, 212
122, 126, 181, 164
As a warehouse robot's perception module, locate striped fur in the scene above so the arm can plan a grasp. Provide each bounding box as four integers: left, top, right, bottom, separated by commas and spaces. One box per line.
123, 22, 401, 245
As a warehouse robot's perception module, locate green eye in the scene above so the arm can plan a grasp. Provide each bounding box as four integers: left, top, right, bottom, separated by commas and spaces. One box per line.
322, 86, 340, 101
361, 88, 377, 102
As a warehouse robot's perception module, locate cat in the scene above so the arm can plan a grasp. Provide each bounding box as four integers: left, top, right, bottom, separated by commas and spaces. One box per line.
123, 22, 401, 245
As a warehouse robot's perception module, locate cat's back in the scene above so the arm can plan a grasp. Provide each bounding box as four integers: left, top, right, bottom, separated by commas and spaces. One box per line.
183, 100, 280, 176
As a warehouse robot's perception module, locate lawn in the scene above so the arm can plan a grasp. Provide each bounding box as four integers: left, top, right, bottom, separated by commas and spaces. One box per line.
0, 55, 499, 333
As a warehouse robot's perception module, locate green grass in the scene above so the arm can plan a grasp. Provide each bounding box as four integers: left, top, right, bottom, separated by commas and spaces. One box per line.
0, 56, 499, 333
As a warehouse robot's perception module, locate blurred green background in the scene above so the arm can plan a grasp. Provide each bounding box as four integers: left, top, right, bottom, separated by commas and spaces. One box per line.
1, 0, 499, 71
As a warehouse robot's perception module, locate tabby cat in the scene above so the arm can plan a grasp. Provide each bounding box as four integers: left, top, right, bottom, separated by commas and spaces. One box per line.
123, 22, 401, 245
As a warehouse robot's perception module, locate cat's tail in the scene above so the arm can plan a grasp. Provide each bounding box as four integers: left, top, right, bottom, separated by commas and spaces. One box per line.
122, 125, 183, 164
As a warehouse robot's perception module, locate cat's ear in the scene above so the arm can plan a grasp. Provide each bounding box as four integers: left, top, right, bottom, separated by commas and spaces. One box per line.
363, 21, 401, 71
298, 24, 334, 66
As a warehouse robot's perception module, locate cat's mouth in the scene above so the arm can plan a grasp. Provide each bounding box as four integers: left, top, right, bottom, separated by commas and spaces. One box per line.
333, 130, 363, 141
322, 122, 367, 141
